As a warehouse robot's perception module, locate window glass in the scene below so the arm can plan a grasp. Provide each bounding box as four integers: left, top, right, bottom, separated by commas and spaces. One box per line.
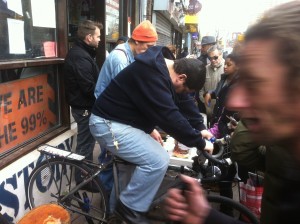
106, 0, 119, 40
68, 0, 96, 48
0, 0, 57, 60
106, 0, 120, 52
0, 65, 60, 156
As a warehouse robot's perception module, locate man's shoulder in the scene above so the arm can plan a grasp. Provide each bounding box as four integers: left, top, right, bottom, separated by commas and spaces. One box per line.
65, 45, 88, 59
197, 54, 207, 61
108, 45, 131, 63
197, 54, 205, 59
114, 43, 132, 56
216, 64, 225, 74
113, 47, 128, 57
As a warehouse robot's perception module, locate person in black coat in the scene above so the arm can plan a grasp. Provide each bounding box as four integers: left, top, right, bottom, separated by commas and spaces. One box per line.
204, 53, 239, 217
64, 20, 103, 161
204, 53, 239, 138
179, 46, 189, 58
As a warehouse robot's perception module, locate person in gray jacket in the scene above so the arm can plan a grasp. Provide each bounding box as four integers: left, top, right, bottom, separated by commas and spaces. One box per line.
199, 45, 225, 127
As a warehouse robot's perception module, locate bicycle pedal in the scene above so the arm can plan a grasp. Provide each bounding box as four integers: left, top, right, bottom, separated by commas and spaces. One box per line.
108, 214, 126, 224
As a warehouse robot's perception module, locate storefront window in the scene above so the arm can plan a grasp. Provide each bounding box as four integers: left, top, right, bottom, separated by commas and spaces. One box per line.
106, 0, 120, 52
0, 0, 69, 169
0, 65, 60, 156
68, 0, 96, 47
0, 0, 57, 60
106, 0, 119, 39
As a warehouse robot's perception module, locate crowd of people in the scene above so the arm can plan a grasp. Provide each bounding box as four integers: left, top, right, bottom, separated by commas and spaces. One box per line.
164, 1, 300, 224
64, 18, 213, 223
63, 1, 300, 223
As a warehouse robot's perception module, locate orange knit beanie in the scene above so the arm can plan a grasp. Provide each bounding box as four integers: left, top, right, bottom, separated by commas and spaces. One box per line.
131, 20, 158, 42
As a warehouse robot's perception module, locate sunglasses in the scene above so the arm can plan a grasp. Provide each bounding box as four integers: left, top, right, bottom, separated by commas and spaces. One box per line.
208, 56, 219, 61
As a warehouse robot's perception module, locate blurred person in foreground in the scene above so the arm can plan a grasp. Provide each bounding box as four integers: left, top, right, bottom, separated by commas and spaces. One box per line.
89, 46, 214, 223
164, 1, 300, 223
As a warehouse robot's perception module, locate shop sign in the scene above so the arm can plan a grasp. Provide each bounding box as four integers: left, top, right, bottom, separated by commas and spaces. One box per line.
185, 23, 198, 33
0, 74, 56, 153
184, 15, 199, 24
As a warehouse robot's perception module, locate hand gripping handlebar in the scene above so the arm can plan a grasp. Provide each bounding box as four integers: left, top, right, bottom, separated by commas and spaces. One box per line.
197, 135, 232, 167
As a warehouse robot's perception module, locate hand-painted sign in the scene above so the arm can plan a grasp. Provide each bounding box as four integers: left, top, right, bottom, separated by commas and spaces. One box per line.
0, 74, 57, 153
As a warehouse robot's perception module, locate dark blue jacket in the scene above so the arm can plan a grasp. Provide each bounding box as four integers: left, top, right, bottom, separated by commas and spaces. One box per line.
92, 46, 207, 149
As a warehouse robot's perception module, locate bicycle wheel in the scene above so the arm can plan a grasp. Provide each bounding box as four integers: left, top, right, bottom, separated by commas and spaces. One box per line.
27, 157, 109, 224
207, 195, 259, 224
148, 177, 259, 224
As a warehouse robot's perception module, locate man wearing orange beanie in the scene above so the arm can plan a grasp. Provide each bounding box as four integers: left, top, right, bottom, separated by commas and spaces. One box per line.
95, 19, 158, 97
131, 20, 158, 42
94, 20, 161, 219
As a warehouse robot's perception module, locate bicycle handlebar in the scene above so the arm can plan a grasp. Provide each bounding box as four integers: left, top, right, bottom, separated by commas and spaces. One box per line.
174, 177, 259, 224
197, 135, 232, 167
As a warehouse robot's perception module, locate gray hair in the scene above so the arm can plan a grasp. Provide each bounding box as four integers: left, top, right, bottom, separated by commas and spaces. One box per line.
207, 45, 223, 55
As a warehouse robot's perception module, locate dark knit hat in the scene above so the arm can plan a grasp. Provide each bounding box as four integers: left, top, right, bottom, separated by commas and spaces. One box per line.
132, 20, 158, 42
117, 36, 129, 42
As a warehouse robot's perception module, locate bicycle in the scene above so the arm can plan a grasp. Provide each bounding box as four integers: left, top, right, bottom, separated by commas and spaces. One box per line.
26, 138, 259, 224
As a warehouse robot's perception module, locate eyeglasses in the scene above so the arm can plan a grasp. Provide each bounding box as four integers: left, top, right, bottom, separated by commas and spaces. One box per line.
208, 56, 219, 61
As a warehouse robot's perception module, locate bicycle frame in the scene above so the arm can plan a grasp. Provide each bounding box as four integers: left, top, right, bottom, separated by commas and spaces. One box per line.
45, 157, 105, 203
28, 146, 110, 223
27, 143, 259, 224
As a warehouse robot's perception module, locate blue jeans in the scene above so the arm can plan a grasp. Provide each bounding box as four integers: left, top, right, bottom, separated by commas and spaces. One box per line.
71, 108, 95, 161
98, 148, 113, 194
89, 114, 169, 212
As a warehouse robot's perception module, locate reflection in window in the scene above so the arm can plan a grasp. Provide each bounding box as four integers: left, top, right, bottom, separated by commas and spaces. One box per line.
0, 69, 21, 83
0, 0, 57, 60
